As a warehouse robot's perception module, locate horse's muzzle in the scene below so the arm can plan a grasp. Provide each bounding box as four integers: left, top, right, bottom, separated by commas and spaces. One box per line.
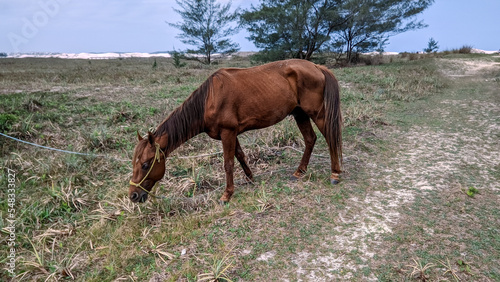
130, 191, 148, 203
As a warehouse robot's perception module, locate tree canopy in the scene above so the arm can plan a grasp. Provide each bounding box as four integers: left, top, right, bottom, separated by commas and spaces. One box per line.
333, 0, 434, 62
241, 0, 345, 61
241, 0, 434, 62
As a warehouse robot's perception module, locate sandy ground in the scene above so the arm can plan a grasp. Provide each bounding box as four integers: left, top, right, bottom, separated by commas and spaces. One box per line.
286, 58, 500, 280
440, 58, 500, 77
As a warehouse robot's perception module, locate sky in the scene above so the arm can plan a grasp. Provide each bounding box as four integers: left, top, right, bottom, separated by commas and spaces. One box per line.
1, 0, 499, 54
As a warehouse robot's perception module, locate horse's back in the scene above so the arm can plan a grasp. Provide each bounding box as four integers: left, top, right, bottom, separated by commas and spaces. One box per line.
218, 59, 323, 84
204, 59, 327, 137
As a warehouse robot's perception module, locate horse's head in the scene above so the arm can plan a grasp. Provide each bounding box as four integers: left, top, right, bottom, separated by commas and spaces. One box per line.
129, 131, 166, 203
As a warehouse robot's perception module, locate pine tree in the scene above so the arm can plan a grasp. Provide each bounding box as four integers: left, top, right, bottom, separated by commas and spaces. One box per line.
169, 0, 240, 65
424, 37, 439, 53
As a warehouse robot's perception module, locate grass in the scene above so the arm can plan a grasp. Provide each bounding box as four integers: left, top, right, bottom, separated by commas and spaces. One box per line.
198, 249, 235, 282
1, 53, 499, 280
405, 258, 435, 281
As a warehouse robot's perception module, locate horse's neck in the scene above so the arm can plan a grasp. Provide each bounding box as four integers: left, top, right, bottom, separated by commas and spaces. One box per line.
156, 104, 204, 155
155, 75, 210, 154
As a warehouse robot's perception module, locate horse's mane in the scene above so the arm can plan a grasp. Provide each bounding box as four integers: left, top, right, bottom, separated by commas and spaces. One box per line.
155, 73, 216, 152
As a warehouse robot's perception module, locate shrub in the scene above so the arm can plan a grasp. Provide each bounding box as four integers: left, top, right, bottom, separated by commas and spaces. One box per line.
409, 53, 420, 61
0, 113, 18, 132
457, 45, 473, 54
361, 55, 383, 65
171, 50, 187, 68
250, 49, 288, 63
311, 54, 327, 65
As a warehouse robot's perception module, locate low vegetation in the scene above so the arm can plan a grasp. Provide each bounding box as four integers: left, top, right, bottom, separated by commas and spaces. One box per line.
1, 53, 499, 280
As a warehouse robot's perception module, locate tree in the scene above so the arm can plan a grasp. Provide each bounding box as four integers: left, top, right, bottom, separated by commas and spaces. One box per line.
171, 49, 187, 68
333, 0, 434, 63
424, 37, 439, 53
240, 0, 345, 61
169, 0, 240, 64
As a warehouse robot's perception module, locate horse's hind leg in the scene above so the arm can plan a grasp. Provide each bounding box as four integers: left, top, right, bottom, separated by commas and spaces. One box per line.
311, 117, 341, 184
235, 137, 253, 182
291, 108, 317, 180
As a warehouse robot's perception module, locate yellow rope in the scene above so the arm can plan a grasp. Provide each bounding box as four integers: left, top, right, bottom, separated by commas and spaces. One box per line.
129, 143, 165, 196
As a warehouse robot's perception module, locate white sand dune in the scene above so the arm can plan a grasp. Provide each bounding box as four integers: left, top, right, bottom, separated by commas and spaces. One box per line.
12, 52, 172, 59
5, 49, 498, 59
471, 48, 499, 55
362, 51, 399, 56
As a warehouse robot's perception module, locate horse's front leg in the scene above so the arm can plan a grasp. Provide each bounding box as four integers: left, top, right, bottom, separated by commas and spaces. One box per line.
220, 130, 237, 203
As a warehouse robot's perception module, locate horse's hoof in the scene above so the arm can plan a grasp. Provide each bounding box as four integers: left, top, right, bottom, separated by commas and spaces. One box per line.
218, 195, 231, 206
290, 171, 305, 181
330, 173, 340, 185
244, 175, 254, 183
218, 200, 229, 206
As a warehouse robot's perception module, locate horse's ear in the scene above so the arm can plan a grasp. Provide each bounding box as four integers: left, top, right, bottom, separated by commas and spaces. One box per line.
147, 131, 154, 145
137, 131, 143, 141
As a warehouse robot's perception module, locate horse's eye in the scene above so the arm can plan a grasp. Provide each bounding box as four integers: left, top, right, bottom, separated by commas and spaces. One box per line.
141, 162, 150, 170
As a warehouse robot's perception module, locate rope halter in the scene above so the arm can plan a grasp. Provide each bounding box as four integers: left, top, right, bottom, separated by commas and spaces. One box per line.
129, 142, 166, 196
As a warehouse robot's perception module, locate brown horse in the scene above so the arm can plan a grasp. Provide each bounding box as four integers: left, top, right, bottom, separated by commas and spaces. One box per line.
129, 59, 342, 203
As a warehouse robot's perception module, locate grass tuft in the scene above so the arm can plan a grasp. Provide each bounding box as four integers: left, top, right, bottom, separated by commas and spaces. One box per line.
198, 249, 235, 282
405, 258, 435, 281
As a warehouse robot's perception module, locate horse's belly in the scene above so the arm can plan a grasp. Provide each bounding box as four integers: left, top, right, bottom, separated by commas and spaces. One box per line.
237, 101, 296, 132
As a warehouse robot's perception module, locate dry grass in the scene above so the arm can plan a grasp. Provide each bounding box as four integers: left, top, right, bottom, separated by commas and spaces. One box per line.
406, 258, 435, 281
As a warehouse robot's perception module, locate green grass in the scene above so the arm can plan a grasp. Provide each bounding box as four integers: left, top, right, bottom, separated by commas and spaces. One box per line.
1, 53, 499, 280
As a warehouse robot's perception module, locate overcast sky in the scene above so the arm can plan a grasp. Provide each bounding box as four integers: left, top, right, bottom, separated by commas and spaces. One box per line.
1, 0, 499, 53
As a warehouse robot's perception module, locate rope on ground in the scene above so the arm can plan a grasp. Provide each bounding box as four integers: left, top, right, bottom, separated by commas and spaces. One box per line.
1, 132, 359, 163
176, 151, 223, 159
0, 132, 128, 162
2, 131, 359, 207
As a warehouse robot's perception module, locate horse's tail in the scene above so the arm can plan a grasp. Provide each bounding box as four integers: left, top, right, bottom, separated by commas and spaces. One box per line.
319, 66, 343, 169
